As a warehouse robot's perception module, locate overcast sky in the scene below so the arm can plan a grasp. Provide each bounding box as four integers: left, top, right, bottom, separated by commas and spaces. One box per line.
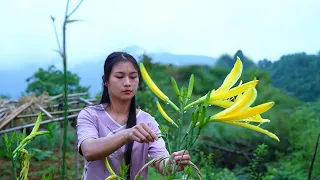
0, 0, 319, 71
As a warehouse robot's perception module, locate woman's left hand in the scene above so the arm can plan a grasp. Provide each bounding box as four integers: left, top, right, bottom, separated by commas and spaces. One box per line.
171, 150, 191, 171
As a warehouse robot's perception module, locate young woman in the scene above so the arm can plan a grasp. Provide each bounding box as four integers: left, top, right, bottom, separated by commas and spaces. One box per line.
77, 52, 190, 180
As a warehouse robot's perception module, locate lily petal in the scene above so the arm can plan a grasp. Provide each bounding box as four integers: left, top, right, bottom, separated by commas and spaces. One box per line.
216, 102, 275, 121
209, 100, 234, 108
210, 80, 259, 101
220, 121, 280, 142
214, 57, 243, 94
212, 87, 257, 118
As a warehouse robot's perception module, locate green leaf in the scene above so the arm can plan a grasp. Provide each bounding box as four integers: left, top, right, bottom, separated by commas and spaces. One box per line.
66, 19, 81, 24
22, 128, 27, 140
186, 74, 194, 100
171, 77, 181, 101
3, 133, 9, 146
10, 131, 17, 144
158, 125, 169, 135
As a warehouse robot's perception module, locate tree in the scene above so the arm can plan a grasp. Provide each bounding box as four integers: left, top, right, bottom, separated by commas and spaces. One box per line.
215, 50, 256, 71
215, 54, 234, 69
26, 65, 90, 96
0, 94, 10, 99
258, 52, 320, 102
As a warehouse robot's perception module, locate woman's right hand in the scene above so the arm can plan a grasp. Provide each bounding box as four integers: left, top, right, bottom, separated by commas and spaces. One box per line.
125, 122, 158, 143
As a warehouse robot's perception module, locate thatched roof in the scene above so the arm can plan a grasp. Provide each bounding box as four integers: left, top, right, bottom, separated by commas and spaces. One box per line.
0, 92, 96, 134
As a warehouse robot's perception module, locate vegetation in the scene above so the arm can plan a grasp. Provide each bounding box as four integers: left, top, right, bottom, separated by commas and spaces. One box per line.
258, 52, 320, 102
1, 41, 319, 179
25, 65, 89, 96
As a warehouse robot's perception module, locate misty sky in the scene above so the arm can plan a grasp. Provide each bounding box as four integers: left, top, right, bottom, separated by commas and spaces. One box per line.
0, 0, 319, 71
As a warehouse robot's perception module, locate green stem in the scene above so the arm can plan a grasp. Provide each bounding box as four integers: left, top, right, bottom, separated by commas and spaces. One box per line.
190, 127, 202, 148
171, 102, 186, 179
168, 100, 180, 112
180, 122, 193, 145
172, 123, 198, 178
61, 1, 70, 179
177, 102, 184, 151
172, 135, 194, 179
184, 99, 201, 111
162, 135, 172, 155
11, 154, 17, 180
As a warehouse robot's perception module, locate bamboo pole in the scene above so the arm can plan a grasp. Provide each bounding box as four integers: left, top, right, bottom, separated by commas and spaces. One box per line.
35, 103, 53, 119
0, 114, 78, 135
78, 97, 93, 105
17, 108, 82, 118
0, 101, 34, 129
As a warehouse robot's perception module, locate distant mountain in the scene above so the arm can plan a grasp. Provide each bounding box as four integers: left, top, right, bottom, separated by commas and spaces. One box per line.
124, 45, 217, 66
0, 50, 217, 99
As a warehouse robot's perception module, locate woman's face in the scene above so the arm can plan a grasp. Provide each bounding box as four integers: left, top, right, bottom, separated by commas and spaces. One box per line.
106, 61, 139, 102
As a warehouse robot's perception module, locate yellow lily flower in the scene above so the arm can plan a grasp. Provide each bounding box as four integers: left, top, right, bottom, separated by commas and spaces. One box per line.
105, 175, 121, 180
156, 101, 178, 128
214, 56, 243, 94
208, 78, 257, 108
19, 149, 30, 180
185, 57, 258, 110
105, 157, 116, 176
221, 121, 279, 142
209, 87, 279, 142
139, 63, 179, 111
139, 63, 169, 102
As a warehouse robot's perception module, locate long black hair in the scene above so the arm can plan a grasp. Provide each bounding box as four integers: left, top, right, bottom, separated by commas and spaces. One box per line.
100, 52, 141, 179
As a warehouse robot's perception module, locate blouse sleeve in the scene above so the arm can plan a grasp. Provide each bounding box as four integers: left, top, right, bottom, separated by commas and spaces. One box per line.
76, 108, 99, 155
147, 117, 170, 159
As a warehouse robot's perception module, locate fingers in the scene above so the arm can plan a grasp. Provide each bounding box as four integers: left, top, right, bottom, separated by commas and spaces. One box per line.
126, 129, 142, 142
172, 150, 191, 165
172, 150, 189, 158
173, 155, 190, 161
169, 150, 192, 172
129, 123, 158, 143
140, 123, 158, 140
133, 129, 149, 143
136, 125, 154, 143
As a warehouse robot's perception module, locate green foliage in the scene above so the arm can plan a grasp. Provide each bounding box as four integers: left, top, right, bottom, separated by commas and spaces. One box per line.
0, 94, 11, 99
119, 158, 130, 178
276, 100, 320, 179
26, 65, 90, 96
192, 151, 237, 180
245, 144, 272, 180
41, 172, 53, 180
137, 53, 312, 179
258, 52, 320, 102
28, 148, 53, 161
1, 52, 318, 179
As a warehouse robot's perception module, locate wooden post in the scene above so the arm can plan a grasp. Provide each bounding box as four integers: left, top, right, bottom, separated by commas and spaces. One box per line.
35, 103, 53, 119
75, 128, 79, 180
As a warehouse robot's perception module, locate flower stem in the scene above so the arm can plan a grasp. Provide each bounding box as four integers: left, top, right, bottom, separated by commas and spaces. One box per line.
11, 155, 17, 180
180, 121, 193, 145
184, 100, 201, 110
168, 100, 180, 112
177, 102, 184, 151
61, 1, 70, 179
